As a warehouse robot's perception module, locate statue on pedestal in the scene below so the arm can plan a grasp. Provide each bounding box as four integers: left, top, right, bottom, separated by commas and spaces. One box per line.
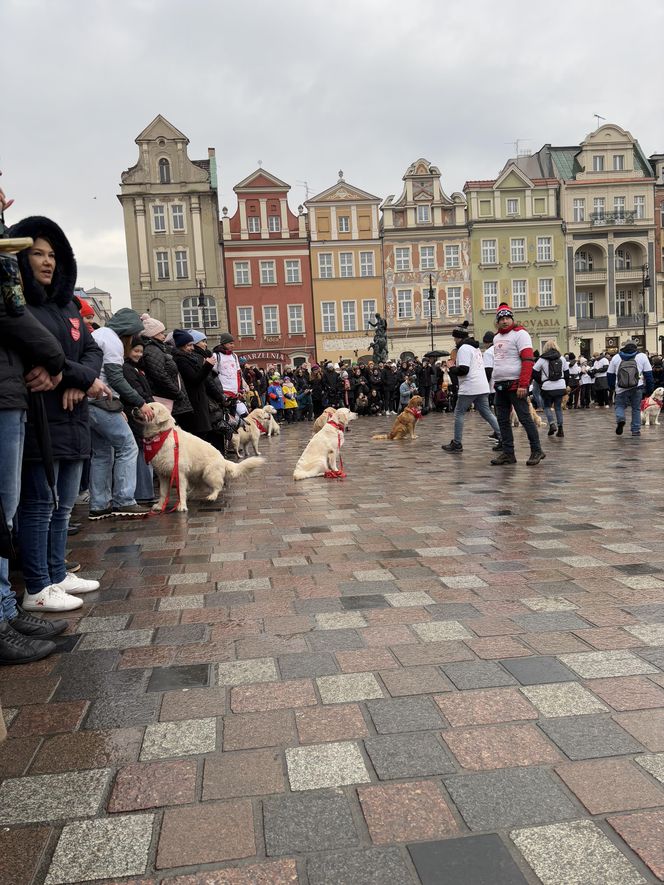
368, 313, 388, 362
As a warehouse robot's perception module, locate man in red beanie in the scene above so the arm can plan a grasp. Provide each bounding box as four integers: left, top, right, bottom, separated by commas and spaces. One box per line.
490, 303, 544, 466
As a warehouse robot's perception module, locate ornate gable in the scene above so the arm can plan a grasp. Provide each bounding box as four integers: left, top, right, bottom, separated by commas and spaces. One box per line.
307, 174, 380, 205
494, 163, 533, 191
135, 114, 188, 144
234, 169, 291, 192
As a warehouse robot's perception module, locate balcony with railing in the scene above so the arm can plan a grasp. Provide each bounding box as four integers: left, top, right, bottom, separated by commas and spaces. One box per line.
616, 313, 648, 328
574, 266, 606, 282
575, 315, 609, 331
590, 211, 637, 226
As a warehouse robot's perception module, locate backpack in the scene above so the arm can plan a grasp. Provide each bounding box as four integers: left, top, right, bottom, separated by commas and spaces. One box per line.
547, 358, 563, 382
617, 357, 639, 390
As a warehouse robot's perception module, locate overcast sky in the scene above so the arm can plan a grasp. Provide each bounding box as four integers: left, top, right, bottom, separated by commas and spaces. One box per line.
3, 0, 663, 309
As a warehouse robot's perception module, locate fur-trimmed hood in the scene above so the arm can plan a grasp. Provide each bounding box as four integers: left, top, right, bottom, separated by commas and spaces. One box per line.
8, 216, 77, 307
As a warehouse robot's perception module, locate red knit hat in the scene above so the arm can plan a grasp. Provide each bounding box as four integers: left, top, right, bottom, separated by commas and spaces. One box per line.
496, 302, 514, 320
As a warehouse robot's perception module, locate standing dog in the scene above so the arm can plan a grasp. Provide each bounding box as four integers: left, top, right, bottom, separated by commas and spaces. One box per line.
372, 396, 424, 440
293, 408, 357, 480
231, 407, 271, 458
137, 403, 264, 512
263, 404, 281, 436
641, 387, 664, 426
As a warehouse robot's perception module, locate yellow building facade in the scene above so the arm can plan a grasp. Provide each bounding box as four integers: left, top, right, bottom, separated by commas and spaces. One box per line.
305, 174, 383, 363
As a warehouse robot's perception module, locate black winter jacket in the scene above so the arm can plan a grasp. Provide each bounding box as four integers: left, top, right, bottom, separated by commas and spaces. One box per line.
122, 359, 153, 436
0, 258, 65, 410
9, 216, 102, 461
141, 337, 192, 417
172, 348, 213, 433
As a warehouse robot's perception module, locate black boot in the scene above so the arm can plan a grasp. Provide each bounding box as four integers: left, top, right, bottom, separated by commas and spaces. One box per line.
556, 427, 564, 438
491, 452, 517, 465
0, 620, 56, 664
526, 450, 547, 466
442, 440, 463, 453
9, 607, 68, 639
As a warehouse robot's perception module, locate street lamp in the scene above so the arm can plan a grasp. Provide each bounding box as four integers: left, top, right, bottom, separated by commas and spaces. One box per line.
427, 274, 436, 352
197, 279, 208, 338
641, 263, 651, 351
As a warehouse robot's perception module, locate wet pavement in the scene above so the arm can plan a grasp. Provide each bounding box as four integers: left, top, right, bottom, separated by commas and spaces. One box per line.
1, 407, 664, 884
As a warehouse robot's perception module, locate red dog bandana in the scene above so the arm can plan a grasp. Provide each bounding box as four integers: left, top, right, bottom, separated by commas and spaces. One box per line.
143, 429, 172, 463
407, 407, 423, 420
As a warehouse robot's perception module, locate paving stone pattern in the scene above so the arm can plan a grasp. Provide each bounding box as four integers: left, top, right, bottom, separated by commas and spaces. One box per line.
1, 411, 664, 882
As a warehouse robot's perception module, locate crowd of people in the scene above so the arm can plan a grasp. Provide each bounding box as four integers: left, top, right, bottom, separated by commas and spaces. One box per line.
0, 189, 660, 673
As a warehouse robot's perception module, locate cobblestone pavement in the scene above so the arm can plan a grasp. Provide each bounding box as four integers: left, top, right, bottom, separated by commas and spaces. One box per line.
2, 409, 664, 884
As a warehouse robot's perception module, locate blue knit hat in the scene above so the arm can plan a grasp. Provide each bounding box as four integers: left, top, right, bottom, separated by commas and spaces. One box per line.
173, 329, 194, 347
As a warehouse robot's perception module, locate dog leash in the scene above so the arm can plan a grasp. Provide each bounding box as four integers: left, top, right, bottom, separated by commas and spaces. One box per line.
144, 428, 181, 512
324, 420, 346, 479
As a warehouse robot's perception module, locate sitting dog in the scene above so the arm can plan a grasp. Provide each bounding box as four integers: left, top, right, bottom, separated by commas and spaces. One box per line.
372, 396, 424, 440
137, 402, 264, 512
263, 404, 281, 436
231, 407, 271, 458
641, 387, 664, 426
510, 401, 544, 428
293, 408, 357, 480
312, 406, 337, 434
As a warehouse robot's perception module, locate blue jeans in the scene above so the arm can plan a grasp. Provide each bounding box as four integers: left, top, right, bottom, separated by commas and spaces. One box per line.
615, 387, 642, 434
542, 391, 564, 428
19, 459, 83, 594
134, 440, 154, 501
454, 393, 500, 443
0, 411, 26, 619
89, 406, 138, 511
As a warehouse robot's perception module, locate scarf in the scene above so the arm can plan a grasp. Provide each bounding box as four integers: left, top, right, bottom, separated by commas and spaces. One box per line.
143, 429, 172, 463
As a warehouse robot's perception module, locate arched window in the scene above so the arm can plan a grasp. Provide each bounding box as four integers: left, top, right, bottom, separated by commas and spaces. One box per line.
615, 249, 632, 270
148, 298, 166, 323
181, 295, 218, 329
158, 158, 171, 184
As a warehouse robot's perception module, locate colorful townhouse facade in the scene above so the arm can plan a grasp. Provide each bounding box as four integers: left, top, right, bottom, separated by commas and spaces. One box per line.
305, 174, 383, 364
381, 159, 471, 358
464, 160, 567, 351
648, 152, 664, 354
220, 168, 315, 370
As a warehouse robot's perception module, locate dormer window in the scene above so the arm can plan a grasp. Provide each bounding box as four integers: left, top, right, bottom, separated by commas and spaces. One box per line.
247, 217, 260, 233
158, 158, 171, 184
416, 205, 431, 224
592, 155, 605, 172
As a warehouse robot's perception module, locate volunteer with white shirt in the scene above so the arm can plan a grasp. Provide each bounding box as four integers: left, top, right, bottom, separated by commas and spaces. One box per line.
214, 332, 248, 418
607, 340, 653, 437
442, 325, 501, 454
532, 339, 569, 438
591, 352, 610, 407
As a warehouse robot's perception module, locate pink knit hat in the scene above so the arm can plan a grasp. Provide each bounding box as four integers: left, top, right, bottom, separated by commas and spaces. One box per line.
141, 313, 166, 337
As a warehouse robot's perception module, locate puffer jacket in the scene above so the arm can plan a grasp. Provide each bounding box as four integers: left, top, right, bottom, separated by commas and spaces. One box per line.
8, 216, 102, 460
141, 336, 192, 417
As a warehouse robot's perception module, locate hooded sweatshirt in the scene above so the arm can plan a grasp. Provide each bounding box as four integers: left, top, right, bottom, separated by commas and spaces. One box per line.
607, 343, 653, 394
532, 348, 569, 392
92, 308, 147, 408
8, 216, 102, 460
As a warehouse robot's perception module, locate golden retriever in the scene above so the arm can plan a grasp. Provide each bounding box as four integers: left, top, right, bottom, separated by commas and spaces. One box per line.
137, 402, 264, 512
231, 407, 270, 458
511, 401, 544, 428
312, 407, 336, 434
293, 408, 357, 480
263, 404, 281, 436
641, 387, 664, 426
372, 396, 424, 440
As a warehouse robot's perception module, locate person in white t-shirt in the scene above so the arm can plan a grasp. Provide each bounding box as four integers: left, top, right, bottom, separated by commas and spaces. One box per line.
532, 339, 569, 438
607, 340, 653, 436
442, 325, 501, 453
591, 352, 610, 407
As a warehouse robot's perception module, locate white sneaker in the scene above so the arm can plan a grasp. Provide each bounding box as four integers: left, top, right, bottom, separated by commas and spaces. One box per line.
54, 573, 100, 595
23, 584, 84, 612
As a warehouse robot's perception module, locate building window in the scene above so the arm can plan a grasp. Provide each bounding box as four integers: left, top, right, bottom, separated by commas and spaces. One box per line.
614, 196, 626, 220
479, 199, 492, 217
362, 299, 377, 329
538, 278, 553, 307
156, 251, 170, 280
416, 205, 431, 223
506, 198, 519, 215
533, 197, 546, 214
260, 260, 276, 285
419, 246, 435, 270
445, 245, 460, 268
175, 250, 189, 280
481, 239, 497, 264
360, 251, 375, 277
182, 295, 218, 329
575, 250, 593, 272
592, 155, 605, 172
318, 253, 333, 279
171, 204, 185, 232
593, 197, 606, 219
512, 280, 527, 309
152, 205, 166, 233
483, 281, 498, 311
573, 199, 585, 222
510, 238, 526, 263
395, 248, 410, 271
422, 288, 437, 318
288, 304, 304, 335
613, 154, 625, 171
536, 236, 552, 262
285, 260, 301, 284
342, 300, 357, 331
616, 289, 633, 317
339, 252, 354, 278
238, 306, 254, 336
575, 291, 594, 318
338, 216, 350, 233
158, 158, 171, 184
634, 195, 645, 219
447, 286, 462, 316
321, 301, 337, 332
263, 305, 279, 335
268, 216, 281, 232
615, 249, 632, 270
247, 216, 260, 233
233, 261, 250, 286
397, 289, 413, 319
288, 304, 304, 334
